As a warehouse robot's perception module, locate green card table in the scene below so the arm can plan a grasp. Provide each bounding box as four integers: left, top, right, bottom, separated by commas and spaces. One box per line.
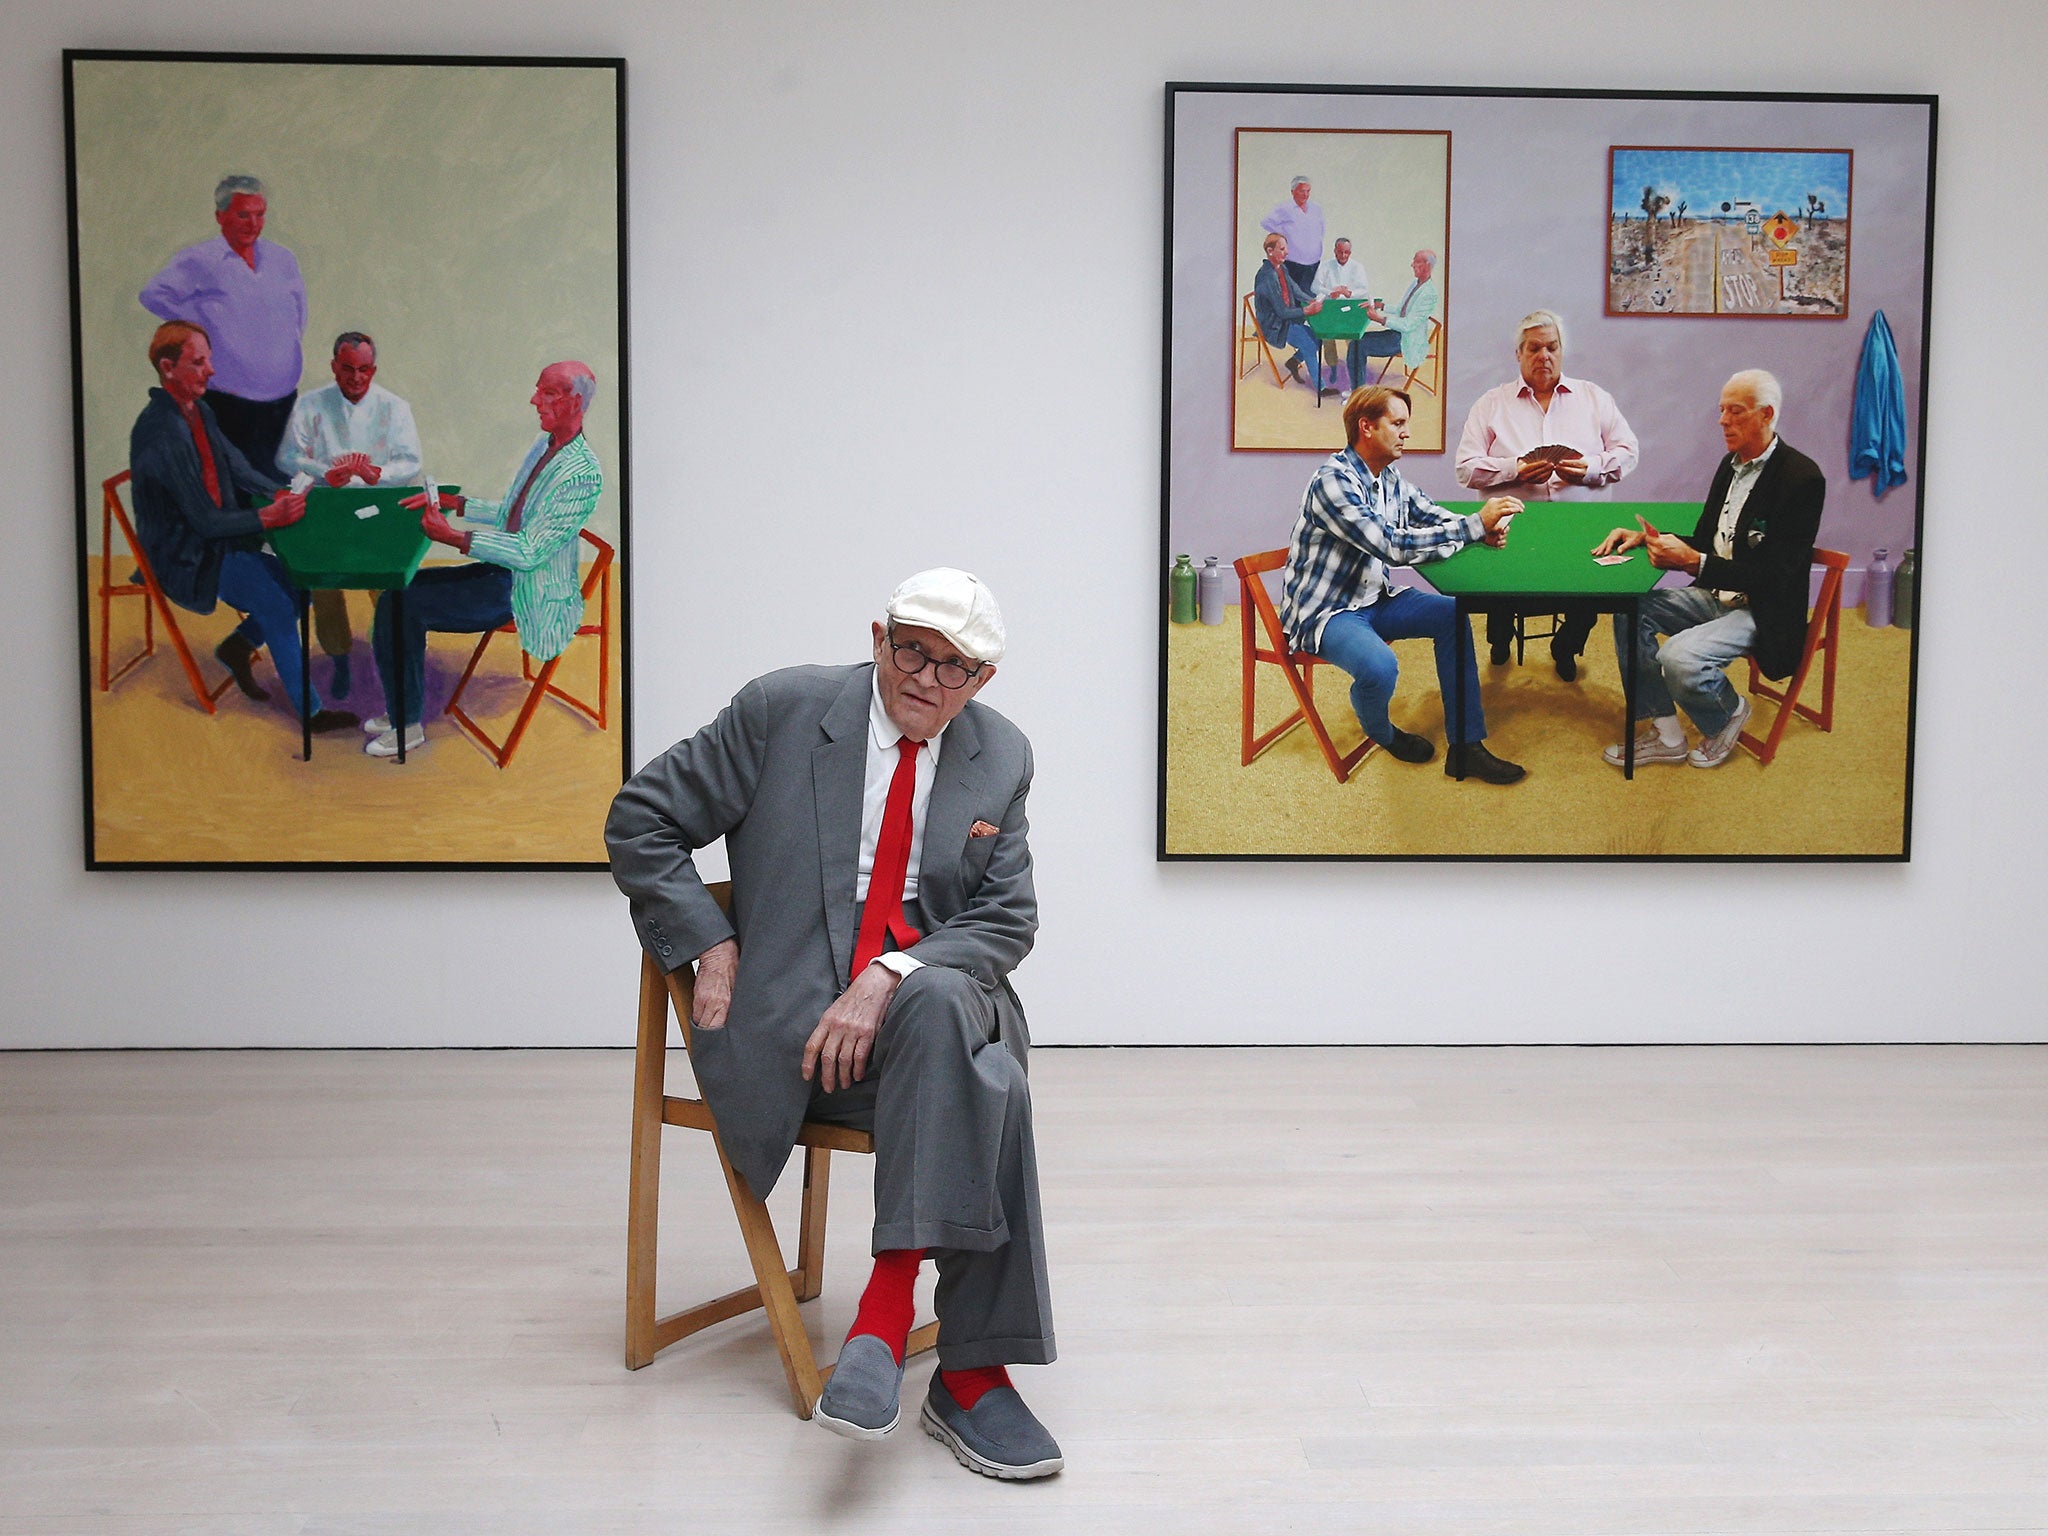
1306, 299, 1381, 403
1425, 501, 1700, 779
267, 483, 451, 764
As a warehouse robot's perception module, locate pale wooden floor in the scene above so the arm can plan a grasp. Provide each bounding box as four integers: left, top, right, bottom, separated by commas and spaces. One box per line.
3, 1046, 2044, 1534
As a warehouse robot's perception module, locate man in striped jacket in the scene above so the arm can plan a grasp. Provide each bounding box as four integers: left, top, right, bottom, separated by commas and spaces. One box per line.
367, 362, 604, 758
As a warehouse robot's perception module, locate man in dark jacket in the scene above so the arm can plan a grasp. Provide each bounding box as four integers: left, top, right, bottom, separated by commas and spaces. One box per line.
1593, 369, 1825, 769
128, 321, 356, 731
1252, 232, 1323, 387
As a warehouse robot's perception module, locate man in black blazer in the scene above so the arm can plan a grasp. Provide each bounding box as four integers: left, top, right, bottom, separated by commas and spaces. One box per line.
1252, 232, 1324, 388
1592, 369, 1826, 768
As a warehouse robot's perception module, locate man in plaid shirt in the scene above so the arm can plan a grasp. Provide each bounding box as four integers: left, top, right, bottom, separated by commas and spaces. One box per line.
1279, 385, 1530, 784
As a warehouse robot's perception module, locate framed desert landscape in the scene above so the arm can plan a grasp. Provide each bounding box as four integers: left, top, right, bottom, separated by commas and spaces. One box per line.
1161, 84, 1934, 861
65, 50, 630, 869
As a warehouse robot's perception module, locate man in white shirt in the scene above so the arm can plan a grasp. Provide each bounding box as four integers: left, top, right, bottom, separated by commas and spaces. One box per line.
1312, 237, 1371, 395
1454, 310, 1639, 679
278, 332, 425, 698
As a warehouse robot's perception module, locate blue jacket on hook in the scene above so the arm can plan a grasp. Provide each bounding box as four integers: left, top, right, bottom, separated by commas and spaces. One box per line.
1851, 309, 1908, 495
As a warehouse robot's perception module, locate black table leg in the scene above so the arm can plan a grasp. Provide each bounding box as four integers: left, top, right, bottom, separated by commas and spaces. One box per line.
1623, 595, 1638, 781
1314, 343, 1323, 406
299, 588, 312, 762
394, 586, 407, 766
1453, 596, 1469, 780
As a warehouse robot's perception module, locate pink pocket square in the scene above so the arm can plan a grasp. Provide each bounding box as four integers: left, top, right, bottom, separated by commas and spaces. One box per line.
969, 820, 1001, 839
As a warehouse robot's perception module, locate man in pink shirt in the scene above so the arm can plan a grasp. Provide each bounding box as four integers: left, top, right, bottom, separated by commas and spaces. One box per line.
1454, 310, 1639, 679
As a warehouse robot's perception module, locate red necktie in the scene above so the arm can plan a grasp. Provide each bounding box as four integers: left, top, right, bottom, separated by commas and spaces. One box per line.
183, 405, 222, 507
852, 738, 924, 977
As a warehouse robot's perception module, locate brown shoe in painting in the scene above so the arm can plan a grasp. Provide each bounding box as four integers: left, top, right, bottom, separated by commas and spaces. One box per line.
307, 709, 361, 734
1444, 741, 1527, 785
215, 633, 270, 701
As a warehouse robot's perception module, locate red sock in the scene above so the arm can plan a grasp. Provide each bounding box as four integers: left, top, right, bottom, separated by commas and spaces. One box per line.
940, 1365, 1012, 1410
846, 1248, 924, 1363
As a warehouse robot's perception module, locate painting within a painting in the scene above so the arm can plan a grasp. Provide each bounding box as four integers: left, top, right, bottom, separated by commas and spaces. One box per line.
67, 52, 628, 868
1232, 128, 1450, 453
1607, 146, 1852, 317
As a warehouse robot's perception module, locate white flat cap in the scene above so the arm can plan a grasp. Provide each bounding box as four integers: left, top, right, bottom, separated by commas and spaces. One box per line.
886, 568, 1006, 663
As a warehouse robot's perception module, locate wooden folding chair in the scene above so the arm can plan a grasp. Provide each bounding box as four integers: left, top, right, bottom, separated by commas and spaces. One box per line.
1238, 293, 1283, 386
1739, 547, 1848, 766
445, 528, 613, 768
1233, 549, 1374, 783
1399, 316, 1444, 399
96, 470, 237, 713
626, 882, 938, 1417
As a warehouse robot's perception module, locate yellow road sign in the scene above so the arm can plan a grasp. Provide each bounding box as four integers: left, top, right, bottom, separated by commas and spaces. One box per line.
1768, 249, 1798, 267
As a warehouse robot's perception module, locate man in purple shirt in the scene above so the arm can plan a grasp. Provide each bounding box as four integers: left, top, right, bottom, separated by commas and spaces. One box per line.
141, 175, 308, 481
1260, 176, 1325, 297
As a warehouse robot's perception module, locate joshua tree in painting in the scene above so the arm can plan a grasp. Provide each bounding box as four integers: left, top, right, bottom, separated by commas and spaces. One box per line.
1640, 185, 1671, 260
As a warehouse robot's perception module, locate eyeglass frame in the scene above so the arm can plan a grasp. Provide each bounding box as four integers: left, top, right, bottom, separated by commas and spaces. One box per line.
884, 622, 989, 691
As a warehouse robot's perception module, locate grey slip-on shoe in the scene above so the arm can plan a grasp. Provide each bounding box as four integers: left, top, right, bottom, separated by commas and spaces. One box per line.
814, 1334, 905, 1440
920, 1375, 1064, 1480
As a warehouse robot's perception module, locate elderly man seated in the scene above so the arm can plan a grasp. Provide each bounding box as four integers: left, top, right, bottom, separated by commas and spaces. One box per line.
128, 320, 355, 733
607, 569, 1061, 1480
364, 361, 603, 758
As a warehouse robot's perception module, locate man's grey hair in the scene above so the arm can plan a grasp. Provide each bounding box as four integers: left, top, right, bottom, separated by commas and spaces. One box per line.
332, 331, 376, 359
214, 175, 265, 212
1726, 368, 1784, 426
1414, 249, 1438, 272
1290, 175, 1311, 190
1517, 309, 1567, 353
1335, 235, 1352, 247
562, 365, 598, 409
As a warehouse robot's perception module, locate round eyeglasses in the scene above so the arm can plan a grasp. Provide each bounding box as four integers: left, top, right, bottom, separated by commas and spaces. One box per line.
886, 627, 987, 690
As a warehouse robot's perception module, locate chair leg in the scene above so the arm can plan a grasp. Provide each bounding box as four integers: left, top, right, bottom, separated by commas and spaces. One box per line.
794, 1145, 830, 1302
714, 1140, 827, 1418
625, 953, 669, 1369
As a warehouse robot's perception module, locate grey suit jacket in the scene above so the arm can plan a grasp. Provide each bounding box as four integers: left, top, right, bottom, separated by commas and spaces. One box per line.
606, 663, 1037, 1198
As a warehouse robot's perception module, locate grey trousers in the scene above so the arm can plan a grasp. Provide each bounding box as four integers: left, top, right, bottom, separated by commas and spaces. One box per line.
807, 960, 1056, 1370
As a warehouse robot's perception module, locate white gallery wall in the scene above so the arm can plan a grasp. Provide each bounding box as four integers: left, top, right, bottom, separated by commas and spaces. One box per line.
1, 0, 2043, 1048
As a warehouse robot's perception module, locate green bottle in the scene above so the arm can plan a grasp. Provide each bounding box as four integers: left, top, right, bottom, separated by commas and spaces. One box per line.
1170, 554, 1198, 624
1893, 549, 1917, 629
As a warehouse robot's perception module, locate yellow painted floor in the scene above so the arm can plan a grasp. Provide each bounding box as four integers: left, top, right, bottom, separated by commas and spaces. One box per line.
86, 561, 622, 865
1164, 605, 1914, 857
1233, 352, 1446, 454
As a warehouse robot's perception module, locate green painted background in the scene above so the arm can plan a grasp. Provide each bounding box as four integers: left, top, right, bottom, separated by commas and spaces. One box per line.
71, 57, 622, 550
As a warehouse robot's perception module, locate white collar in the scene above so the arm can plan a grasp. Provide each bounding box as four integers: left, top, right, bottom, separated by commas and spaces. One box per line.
1732, 435, 1780, 473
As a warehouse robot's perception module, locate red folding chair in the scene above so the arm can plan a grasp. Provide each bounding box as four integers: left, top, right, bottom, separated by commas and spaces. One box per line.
1739, 547, 1848, 766
96, 470, 236, 713
1233, 549, 1374, 783
444, 527, 614, 768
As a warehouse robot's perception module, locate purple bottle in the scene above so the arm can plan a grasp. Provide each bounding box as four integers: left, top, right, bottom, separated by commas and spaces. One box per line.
1863, 548, 1894, 628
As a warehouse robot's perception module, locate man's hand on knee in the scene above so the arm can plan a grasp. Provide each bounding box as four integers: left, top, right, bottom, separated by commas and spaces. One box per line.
803, 963, 905, 1093
691, 939, 739, 1033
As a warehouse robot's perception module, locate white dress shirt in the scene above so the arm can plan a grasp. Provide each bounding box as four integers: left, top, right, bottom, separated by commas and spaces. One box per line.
277, 380, 425, 487
1313, 255, 1370, 299
1454, 376, 1640, 501
856, 676, 948, 977
1702, 436, 1779, 604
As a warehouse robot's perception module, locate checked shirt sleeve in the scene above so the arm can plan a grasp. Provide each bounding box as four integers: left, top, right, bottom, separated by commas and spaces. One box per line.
1306, 462, 1482, 566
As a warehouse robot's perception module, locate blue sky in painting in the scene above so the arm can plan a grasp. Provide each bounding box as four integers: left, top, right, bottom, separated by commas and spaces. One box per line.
1610, 148, 1851, 219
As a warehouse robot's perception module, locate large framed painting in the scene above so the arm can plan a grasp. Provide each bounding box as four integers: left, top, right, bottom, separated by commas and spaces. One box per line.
1162, 84, 1934, 860
66, 50, 630, 870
